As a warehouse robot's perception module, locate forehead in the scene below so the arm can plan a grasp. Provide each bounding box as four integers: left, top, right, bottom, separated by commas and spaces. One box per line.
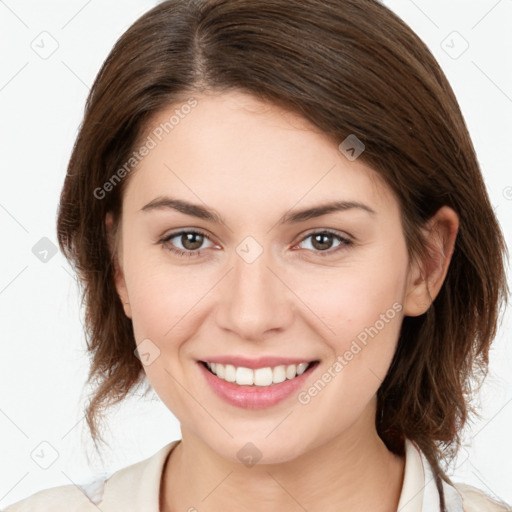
122, 91, 397, 220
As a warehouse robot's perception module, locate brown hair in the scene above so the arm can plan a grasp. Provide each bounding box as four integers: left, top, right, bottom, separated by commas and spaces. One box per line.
56, 0, 508, 498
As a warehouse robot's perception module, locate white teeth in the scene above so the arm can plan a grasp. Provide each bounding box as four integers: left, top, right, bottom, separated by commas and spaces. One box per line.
272, 365, 286, 384
236, 366, 254, 385
296, 362, 308, 375
216, 363, 225, 379
253, 367, 273, 386
224, 364, 236, 382
285, 364, 297, 379
205, 361, 313, 386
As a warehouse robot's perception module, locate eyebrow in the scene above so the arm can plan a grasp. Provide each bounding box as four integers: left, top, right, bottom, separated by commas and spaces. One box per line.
140, 196, 376, 224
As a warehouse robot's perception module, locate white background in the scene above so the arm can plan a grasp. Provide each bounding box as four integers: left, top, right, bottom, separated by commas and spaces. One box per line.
1, 0, 511, 508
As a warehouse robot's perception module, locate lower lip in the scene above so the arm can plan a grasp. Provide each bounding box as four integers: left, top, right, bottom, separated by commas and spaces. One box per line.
197, 361, 319, 409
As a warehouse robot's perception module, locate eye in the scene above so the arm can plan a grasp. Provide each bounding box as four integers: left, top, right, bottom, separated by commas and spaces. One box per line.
159, 228, 353, 259
160, 229, 216, 258
296, 230, 353, 256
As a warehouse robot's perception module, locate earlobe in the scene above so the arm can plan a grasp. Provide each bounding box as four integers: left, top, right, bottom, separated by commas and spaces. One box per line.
403, 206, 459, 317
105, 212, 132, 319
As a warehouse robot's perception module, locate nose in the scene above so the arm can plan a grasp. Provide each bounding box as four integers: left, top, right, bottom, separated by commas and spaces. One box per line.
215, 243, 295, 341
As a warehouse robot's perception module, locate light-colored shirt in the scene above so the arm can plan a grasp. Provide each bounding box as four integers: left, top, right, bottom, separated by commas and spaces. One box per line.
3, 438, 511, 511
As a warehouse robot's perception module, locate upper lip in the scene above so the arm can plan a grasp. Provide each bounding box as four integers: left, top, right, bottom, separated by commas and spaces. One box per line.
200, 356, 318, 369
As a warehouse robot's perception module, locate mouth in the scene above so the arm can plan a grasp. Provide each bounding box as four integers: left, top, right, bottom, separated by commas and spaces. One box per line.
197, 359, 320, 409
199, 360, 319, 387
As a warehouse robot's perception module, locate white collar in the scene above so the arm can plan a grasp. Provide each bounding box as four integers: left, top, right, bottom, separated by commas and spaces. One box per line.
398, 439, 465, 512
86, 438, 465, 511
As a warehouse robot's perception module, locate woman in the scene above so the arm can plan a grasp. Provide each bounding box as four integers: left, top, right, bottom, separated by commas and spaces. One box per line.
5, 0, 510, 511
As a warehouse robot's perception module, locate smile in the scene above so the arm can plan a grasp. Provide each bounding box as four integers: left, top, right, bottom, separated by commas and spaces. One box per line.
203, 361, 313, 386
197, 359, 320, 409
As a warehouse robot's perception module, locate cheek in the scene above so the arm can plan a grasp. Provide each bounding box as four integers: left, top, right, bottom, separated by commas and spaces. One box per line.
292, 257, 407, 348
288, 244, 408, 392
122, 249, 209, 404
291, 268, 405, 437
122, 239, 213, 339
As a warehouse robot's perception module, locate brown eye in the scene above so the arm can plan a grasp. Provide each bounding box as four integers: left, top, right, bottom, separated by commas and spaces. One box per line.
180, 232, 204, 250
311, 232, 335, 251
160, 229, 214, 257
298, 230, 353, 256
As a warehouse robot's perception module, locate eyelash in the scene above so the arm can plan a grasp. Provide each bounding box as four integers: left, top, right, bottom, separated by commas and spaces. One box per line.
159, 228, 353, 258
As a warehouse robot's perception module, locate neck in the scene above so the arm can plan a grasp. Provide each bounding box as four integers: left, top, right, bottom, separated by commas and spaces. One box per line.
161, 414, 405, 512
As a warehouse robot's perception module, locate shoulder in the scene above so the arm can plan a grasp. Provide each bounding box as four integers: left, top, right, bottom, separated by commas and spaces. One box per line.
3, 441, 180, 512
454, 482, 512, 512
2, 482, 103, 511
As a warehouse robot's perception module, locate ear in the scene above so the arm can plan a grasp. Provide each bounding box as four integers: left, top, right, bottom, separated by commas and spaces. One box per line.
105, 212, 132, 319
403, 206, 459, 317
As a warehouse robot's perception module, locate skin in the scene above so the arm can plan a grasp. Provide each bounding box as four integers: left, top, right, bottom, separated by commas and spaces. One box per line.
108, 90, 459, 512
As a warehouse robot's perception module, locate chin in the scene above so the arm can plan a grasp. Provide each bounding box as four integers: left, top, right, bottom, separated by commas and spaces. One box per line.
205, 431, 308, 467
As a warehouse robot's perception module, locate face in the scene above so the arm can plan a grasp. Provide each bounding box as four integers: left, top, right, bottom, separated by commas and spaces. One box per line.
111, 90, 422, 464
